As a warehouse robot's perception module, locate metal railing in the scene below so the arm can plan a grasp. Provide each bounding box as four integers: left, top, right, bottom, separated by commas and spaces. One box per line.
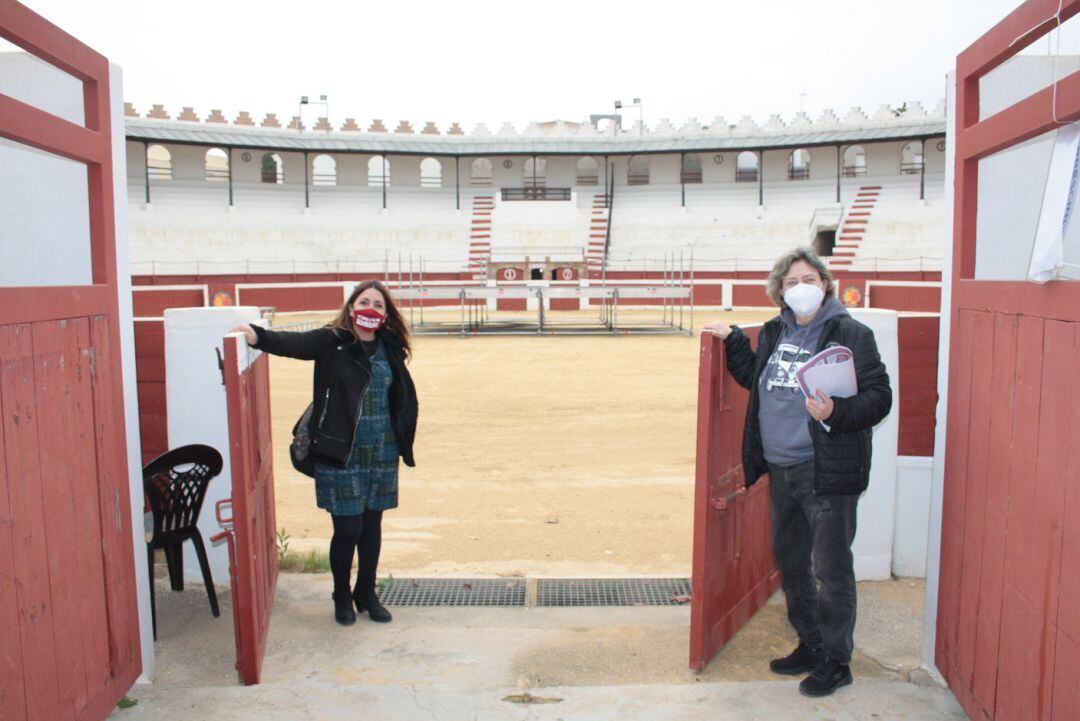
501, 187, 571, 201
735, 169, 758, 182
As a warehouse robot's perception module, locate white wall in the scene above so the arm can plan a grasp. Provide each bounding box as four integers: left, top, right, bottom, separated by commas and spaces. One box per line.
103, 63, 159, 685
893, 456, 933, 577
849, 308, 901, 581
973, 56, 1080, 280
164, 307, 262, 586
0, 53, 93, 287
922, 71, 957, 679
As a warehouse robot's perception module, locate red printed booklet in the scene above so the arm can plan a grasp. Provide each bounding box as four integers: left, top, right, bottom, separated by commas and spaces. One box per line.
794, 345, 857, 400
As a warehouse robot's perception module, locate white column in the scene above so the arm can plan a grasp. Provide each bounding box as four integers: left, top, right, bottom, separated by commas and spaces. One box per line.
849, 308, 899, 581
164, 306, 262, 584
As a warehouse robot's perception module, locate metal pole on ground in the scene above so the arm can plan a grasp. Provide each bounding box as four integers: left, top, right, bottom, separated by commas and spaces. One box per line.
689, 246, 695, 335
680, 249, 685, 331
460, 289, 465, 336
408, 253, 414, 327
419, 257, 425, 326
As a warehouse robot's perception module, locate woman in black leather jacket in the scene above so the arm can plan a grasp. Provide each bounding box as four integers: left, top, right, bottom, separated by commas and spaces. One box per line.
232, 280, 418, 626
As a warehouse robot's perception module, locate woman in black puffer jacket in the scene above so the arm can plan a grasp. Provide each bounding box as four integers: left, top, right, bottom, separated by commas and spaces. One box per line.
703, 247, 891, 698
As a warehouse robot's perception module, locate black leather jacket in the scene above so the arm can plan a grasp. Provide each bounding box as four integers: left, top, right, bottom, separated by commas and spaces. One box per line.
251, 325, 417, 467
724, 314, 892, 495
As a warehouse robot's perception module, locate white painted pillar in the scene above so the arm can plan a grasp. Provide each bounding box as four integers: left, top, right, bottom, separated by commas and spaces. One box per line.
849, 308, 900, 581
164, 306, 262, 585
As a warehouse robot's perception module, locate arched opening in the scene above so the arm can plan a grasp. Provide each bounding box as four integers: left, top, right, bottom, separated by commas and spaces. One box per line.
788, 148, 810, 180
523, 157, 547, 188
900, 141, 924, 175
204, 148, 228, 182
368, 156, 390, 187
681, 153, 703, 184
627, 155, 649, 186
470, 158, 493, 187
735, 151, 758, 182
312, 154, 337, 186
420, 157, 443, 188
576, 156, 599, 186
842, 145, 866, 177
147, 144, 172, 181
261, 152, 283, 184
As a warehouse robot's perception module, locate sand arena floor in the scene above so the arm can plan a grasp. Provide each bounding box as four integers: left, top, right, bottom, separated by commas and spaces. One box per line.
269, 308, 774, 577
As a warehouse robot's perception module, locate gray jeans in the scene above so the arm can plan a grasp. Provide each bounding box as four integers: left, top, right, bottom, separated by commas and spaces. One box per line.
768, 460, 859, 664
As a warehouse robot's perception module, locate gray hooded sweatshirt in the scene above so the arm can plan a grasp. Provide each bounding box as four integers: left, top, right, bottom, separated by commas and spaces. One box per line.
758, 297, 849, 466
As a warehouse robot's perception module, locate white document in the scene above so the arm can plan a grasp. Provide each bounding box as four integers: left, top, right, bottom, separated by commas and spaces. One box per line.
1028, 122, 1080, 283
795, 346, 858, 400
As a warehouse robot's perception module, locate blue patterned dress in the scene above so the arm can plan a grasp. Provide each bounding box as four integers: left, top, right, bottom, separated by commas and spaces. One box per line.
313, 341, 399, 515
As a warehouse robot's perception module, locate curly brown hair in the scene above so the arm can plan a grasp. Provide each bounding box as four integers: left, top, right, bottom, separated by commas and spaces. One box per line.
765, 247, 835, 309
328, 280, 412, 358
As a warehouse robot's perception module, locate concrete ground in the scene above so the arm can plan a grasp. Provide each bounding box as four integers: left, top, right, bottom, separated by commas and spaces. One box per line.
109, 575, 965, 721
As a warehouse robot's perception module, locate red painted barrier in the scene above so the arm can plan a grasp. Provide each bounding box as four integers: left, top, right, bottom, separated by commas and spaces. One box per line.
938, 2, 1080, 718
1, 4, 140, 720
134, 320, 167, 464
222, 336, 277, 685
897, 316, 939, 456
689, 327, 780, 670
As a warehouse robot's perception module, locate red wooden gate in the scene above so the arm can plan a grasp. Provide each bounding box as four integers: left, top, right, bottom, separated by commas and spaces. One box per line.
938, 1, 1080, 718
0, 4, 141, 720
216, 335, 277, 685
690, 328, 780, 670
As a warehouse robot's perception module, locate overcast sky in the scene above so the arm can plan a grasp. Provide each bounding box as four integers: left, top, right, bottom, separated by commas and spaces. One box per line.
10, 0, 1079, 129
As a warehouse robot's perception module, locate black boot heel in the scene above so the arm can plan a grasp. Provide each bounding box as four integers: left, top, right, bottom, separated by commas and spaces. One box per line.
353, 584, 393, 623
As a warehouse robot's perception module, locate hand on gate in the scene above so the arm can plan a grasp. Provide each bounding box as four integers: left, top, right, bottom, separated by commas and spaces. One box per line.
230, 324, 257, 346
702, 322, 733, 340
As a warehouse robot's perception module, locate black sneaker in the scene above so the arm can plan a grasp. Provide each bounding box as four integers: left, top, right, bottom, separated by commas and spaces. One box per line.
799, 655, 853, 697
769, 643, 824, 676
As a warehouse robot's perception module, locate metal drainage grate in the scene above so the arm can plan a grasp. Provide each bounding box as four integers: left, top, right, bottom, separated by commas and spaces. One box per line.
378, 578, 526, 607
536, 578, 691, 607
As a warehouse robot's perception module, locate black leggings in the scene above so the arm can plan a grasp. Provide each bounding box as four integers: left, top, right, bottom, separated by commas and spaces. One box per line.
329, 509, 383, 593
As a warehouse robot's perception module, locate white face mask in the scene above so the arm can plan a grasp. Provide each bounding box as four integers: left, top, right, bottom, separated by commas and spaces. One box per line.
783, 282, 825, 316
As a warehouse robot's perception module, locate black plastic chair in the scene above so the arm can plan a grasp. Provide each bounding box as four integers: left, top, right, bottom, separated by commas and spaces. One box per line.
143, 444, 224, 639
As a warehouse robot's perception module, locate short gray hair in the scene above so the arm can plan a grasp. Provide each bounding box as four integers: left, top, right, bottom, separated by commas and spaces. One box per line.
766, 247, 835, 308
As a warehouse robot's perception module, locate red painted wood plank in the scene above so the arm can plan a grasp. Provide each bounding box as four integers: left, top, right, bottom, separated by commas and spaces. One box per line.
994, 316, 1045, 721
67, 319, 112, 700
1023, 320, 1074, 719
971, 313, 1017, 709
1056, 324, 1080, 720
937, 310, 978, 678
89, 315, 140, 694
955, 311, 995, 689
32, 320, 90, 717
0, 329, 28, 721
0, 324, 66, 721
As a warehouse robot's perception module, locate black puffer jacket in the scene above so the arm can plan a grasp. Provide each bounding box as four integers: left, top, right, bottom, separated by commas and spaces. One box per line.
724, 314, 891, 495
251, 325, 418, 467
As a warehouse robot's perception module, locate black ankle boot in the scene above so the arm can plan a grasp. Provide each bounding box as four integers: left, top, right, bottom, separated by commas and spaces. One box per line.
353, 578, 392, 623
332, 590, 356, 626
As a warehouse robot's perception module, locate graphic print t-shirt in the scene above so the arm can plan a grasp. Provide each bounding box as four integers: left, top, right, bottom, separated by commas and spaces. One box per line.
757, 298, 848, 466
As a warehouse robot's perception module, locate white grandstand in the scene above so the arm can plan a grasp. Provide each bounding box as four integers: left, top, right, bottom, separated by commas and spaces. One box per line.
124, 102, 946, 277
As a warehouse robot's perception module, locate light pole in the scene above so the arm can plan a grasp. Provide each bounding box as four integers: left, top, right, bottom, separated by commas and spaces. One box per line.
298, 94, 330, 132
615, 98, 643, 135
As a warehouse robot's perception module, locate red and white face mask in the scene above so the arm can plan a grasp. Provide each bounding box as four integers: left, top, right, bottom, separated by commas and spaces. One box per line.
352, 307, 386, 332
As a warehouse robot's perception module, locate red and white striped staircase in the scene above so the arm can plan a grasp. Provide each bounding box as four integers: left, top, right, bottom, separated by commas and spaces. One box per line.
830, 185, 880, 269
467, 195, 494, 281
586, 193, 610, 276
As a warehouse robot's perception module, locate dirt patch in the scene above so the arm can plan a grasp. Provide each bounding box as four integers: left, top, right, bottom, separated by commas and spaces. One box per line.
270, 309, 775, 576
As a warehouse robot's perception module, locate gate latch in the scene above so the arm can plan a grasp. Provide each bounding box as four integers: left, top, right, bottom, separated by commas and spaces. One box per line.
711, 486, 746, 511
